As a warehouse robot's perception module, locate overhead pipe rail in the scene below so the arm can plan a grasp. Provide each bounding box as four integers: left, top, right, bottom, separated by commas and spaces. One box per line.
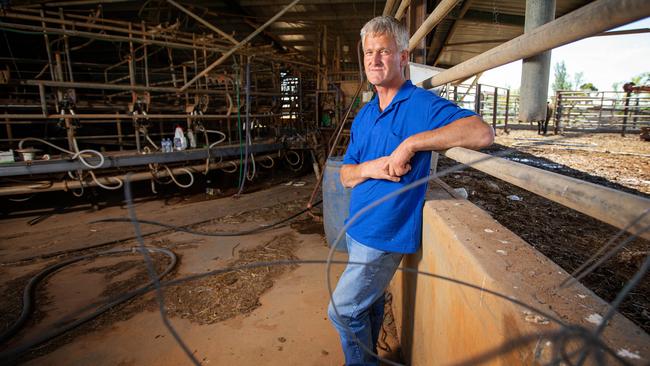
0, 8, 315, 69
418, 0, 650, 89
444, 147, 650, 241
394, 0, 650, 239
0, 142, 284, 177
0, 153, 282, 196
0, 0, 320, 200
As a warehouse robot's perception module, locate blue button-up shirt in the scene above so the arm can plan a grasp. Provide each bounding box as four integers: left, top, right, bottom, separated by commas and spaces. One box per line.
343, 80, 477, 253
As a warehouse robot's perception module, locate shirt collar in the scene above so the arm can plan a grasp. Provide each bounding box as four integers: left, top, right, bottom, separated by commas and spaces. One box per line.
370, 80, 417, 110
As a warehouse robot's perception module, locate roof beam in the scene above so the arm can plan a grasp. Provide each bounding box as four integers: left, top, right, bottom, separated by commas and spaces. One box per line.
239, 0, 376, 5
463, 9, 525, 27
430, 0, 474, 65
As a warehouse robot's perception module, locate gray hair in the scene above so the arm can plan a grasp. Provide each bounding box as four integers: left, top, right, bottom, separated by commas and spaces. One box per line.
360, 16, 409, 52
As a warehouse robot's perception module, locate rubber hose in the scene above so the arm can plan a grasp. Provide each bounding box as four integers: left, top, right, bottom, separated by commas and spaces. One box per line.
0, 247, 176, 349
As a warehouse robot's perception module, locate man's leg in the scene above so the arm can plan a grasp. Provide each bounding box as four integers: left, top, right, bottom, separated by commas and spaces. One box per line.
328, 234, 403, 366
369, 294, 385, 354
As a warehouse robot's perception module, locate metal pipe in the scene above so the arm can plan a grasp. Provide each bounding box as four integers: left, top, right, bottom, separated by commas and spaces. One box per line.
38, 84, 47, 116
0, 20, 317, 69
2, 12, 169, 42
18, 79, 299, 97
444, 147, 650, 241
180, 0, 301, 91
408, 0, 458, 52
383, 0, 398, 16
2, 10, 209, 45
4, 117, 12, 149
35, 0, 131, 8
394, 0, 410, 21
0, 20, 226, 53
19, 80, 219, 95
622, 91, 631, 136
0, 156, 268, 196
307, 79, 365, 209
492, 87, 498, 129
59, 9, 75, 83
420, 0, 650, 89
504, 89, 510, 132
0, 143, 284, 177
8, 8, 236, 45
1, 113, 284, 120
116, 117, 123, 150
165, 0, 238, 45
141, 21, 150, 87
39, 9, 56, 82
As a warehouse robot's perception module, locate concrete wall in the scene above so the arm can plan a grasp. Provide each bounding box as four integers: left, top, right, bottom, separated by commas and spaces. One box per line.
390, 192, 649, 365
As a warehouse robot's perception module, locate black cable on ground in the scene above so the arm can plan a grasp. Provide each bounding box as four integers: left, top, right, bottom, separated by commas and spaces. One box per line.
0, 199, 322, 360
0, 247, 177, 357
91, 199, 323, 237
2, 200, 322, 266
123, 175, 200, 366
0, 259, 629, 365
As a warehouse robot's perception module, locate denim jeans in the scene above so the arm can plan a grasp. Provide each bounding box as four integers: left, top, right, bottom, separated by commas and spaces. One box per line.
328, 234, 404, 366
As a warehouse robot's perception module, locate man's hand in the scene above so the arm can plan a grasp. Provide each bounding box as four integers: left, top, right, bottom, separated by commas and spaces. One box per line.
340, 156, 400, 188
361, 156, 401, 182
388, 139, 414, 177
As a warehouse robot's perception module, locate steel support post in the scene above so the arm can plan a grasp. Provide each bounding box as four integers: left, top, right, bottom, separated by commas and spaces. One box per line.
504, 88, 510, 132
622, 91, 631, 136
492, 87, 498, 129
519, 0, 555, 123
419, 0, 650, 89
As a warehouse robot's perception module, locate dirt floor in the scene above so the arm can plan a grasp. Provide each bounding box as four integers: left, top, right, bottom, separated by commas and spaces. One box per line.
0, 130, 647, 364
0, 177, 401, 365
439, 130, 649, 334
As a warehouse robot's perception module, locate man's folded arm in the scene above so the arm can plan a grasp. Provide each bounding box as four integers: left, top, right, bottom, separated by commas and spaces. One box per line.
388, 116, 494, 176
340, 156, 402, 189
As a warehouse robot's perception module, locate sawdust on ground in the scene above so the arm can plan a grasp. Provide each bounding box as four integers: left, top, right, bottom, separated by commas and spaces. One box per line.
164, 233, 299, 324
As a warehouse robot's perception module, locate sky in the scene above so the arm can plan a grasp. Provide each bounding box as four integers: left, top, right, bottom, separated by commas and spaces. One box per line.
479, 17, 650, 94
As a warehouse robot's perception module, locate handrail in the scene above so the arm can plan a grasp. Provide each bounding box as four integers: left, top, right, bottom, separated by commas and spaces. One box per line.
443, 147, 650, 241
419, 0, 650, 89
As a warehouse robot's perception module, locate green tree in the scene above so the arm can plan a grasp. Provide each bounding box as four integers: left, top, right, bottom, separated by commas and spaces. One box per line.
579, 82, 598, 91
631, 72, 650, 85
552, 61, 572, 92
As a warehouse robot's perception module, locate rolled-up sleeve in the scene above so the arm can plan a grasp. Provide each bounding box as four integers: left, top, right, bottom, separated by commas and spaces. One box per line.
428, 97, 477, 130
342, 125, 360, 164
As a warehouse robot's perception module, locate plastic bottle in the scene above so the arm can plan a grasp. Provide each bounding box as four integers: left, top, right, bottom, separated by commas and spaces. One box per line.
187, 129, 196, 149
174, 126, 185, 151
180, 131, 188, 150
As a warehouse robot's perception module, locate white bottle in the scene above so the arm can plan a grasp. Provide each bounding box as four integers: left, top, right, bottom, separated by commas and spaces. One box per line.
174, 126, 187, 151
187, 129, 196, 149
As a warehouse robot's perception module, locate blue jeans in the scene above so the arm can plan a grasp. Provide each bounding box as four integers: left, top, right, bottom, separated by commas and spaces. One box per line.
328, 234, 403, 366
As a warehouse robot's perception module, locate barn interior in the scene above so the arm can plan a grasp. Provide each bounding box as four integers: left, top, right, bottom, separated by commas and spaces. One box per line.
1, 1, 649, 365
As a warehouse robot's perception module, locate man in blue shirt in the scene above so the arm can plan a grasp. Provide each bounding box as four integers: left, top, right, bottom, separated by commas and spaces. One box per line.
328, 16, 494, 365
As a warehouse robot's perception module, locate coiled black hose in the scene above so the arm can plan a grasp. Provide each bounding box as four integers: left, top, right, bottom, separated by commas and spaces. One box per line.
0, 247, 177, 359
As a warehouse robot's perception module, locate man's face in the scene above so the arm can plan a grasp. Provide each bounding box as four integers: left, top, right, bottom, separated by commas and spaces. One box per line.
363, 33, 407, 88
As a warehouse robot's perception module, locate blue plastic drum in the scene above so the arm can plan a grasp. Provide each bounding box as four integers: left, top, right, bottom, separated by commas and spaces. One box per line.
323, 157, 351, 253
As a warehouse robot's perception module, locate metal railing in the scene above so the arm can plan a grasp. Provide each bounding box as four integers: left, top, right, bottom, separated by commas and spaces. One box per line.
440, 83, 519, 131
555, 90, 650, 134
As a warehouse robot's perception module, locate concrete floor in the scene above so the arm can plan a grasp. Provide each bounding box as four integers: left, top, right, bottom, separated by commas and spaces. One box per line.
0, 179, 365, 365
